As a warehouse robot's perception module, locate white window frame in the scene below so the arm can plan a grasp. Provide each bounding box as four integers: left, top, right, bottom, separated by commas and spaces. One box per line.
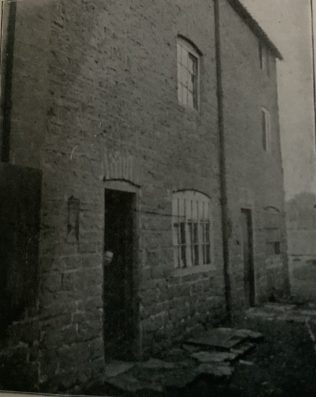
177, 37, 200, 110
261, 107, 271, 152
172, 190, 212, 269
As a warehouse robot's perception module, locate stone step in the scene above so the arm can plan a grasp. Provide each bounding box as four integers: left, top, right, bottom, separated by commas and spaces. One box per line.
191, 350, 239, 364
184, 327, 258, 351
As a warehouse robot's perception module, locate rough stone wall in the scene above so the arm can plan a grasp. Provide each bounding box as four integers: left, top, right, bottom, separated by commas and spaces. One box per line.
2, 0, 289, 392
219, 0, 289, 309
6, 0, 226, 392
9, 0, 50, 168
0, 163, 41, 392
0, 0, 49, 391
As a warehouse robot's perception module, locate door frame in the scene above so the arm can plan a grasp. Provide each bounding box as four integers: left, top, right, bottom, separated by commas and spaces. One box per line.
240, 207, 256, 307
103, 179, 141, 359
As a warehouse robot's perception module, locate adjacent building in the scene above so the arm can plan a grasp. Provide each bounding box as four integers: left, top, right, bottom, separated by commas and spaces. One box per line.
241, 0, 316, 302
0, 0, 289, 393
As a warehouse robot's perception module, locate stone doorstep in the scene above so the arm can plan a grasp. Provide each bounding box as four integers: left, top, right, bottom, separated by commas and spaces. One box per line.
239, 359, 255, 366
104, 360, 136, 379
102, 327, 260, 394
285, 315, 309, 323
264, 303, 298, 312
300, 310, 316, 317
105, 361, 234, 393
185, 335, 243, 351
139, 358, 177, 370
191, 350, 238, 364
105, 371, 164, 393
247, 304, 316, 324
184, 327, 254, 351
228, 328, 263, 341
231, 342, 256, 357
246, 311, 276, 321
196, 363, 234, 379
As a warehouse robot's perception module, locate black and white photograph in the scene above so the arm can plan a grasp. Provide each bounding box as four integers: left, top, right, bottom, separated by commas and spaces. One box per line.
1, 0, 316, 396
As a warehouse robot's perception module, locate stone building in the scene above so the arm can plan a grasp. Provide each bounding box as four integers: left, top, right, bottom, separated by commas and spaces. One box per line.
0, 0, 288, 393
241, 0, 316, 303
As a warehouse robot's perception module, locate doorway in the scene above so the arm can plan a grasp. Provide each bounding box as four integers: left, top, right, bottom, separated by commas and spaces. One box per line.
103, 188, 136, 359
241, 209, 255, 306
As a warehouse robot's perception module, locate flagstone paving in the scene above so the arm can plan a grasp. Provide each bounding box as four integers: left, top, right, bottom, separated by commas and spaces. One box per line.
85, 302, 316, 397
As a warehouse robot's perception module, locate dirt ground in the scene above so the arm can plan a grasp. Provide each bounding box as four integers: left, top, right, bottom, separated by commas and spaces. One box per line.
227, 314, 316, 397
181, 305, 316, 397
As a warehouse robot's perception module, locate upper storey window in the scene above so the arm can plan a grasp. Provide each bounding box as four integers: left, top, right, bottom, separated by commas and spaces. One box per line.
177, 37, 200, 110
259, 42, 270, 76
261, 107, 271, 152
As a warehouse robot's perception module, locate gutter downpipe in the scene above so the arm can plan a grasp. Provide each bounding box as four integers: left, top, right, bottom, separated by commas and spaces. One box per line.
214, 0, 232, 321
310, 0, 316, 148
1, 0, 17, 162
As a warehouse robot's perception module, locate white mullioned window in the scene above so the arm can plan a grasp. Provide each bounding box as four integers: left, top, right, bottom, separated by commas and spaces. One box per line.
261, 107, 271, 152
177, 37, 200, 110
172, 191, 212, 269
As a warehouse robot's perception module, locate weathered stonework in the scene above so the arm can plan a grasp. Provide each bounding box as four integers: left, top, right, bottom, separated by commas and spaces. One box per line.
219, 0, 289, 308
0, 0, 288, 393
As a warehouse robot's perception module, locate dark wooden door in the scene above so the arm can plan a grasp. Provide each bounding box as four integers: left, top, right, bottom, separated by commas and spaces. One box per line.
103, 189, 135, 359
241, 209, 255, 306
0, 164, 41, 331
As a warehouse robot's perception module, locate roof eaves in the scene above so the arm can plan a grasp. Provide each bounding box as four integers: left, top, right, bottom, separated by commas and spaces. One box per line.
227, 0, 283, 60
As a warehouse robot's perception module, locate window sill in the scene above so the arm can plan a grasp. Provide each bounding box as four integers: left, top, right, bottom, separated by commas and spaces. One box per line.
177, 102, 200, 115
173, 263, 216, 277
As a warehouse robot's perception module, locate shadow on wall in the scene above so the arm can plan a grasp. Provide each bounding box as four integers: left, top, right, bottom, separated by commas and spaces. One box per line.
1, 0, 149, 393
286, 192, 316, 302
1, 0, 106, 392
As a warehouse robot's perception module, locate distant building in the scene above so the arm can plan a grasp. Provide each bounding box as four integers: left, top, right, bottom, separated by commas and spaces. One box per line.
0, 0, 288, 393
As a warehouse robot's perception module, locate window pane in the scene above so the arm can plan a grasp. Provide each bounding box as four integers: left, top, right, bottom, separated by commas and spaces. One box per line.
173, 223, 179, 268
177, 43, 182, 65
177, 39, 199, 110
180, 65, 187, 86
172, 192, 211, 268
183, 86, 188, 106
205, 222, 210, 241
187, 91, 193, 108
194, 223, 199, 266
181, 45, 188, 66
266, 52, 270, 75
188, 54, 195, 73
259, 43, 263, 69
187, 74, 193, 93
180, 222, 186, 268
180, 222, 186, 244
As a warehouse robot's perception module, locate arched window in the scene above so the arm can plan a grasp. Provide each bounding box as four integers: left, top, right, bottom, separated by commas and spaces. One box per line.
177, 36, 201, 110
172, 190, 212, 269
